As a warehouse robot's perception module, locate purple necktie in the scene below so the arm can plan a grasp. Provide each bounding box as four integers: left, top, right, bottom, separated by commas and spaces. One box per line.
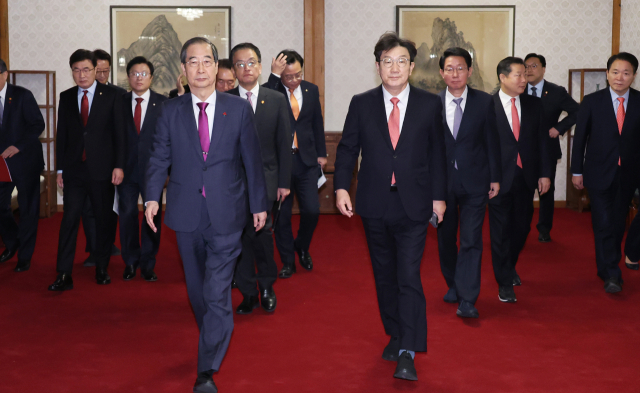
197, 102, 210, 197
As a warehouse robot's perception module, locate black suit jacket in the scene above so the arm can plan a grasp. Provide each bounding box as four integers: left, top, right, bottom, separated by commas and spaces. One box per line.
169, 85, 190, 99
334, 85, 447, 221
56, 82, 126, 181
571, 88, 640, 190
227, 85, 292, 202
529, 80, 579, 160
121, 90, 167, 189
438, 86, 501, 194
492, 92, 551, 194
0, 84, 45, 179
265, 74, 326, 167
108, 82, 127, 96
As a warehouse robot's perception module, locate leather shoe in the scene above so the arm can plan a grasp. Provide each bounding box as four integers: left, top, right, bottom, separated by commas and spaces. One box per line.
142, 270, 158, 282
295, 245, 313, 271
14, 259, 30, 272
538, 231, 551, 243
443, 287, 458, 303
260, 287, 277, 312
83, 254, 96, 267
456, 301, 479, 318
513, 272, 521, 286
604, 277, 622, 293
194, 370, 217, 393
382, 336, 400, 361
96, 269, 111, 285
498, 286, 517, 303
123, 265, 137, 280
393, 351, 418, 381
625, 256, 639, 270
278, 264, 296, 278
48, 273, 73, 291
236, 295, 259, 314
0, 242, 18, 263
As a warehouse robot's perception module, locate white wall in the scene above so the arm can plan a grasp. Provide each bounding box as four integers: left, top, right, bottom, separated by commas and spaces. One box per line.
621, 0, 640, 88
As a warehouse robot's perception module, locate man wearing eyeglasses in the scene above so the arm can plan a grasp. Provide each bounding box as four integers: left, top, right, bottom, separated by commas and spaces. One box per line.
117, 56, 167, 282
227, 43, 292, 315
49, 49, 126, 291
94, 49, 127, 95
524, 53, 579, 243
335, 32, 446, 381
436, 47, 502, 319
266, 50, 326, 279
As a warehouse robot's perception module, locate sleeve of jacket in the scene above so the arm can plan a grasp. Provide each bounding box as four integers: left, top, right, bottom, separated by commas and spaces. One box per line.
537, 100, 553, 178
334, 95, 360, 192
112, 91, 127, 170
16, 89, 45, 152
55, 95, 68, 172
275, 94, 292, 189
311, 85, 327, 158
429, 98, 447, 201
554, 87, 580, 135
570, 98, 591, 174
265, 73, 283, 91
145, 103, 172, 203
484, 98, 502, 184
240, 101, 269, 214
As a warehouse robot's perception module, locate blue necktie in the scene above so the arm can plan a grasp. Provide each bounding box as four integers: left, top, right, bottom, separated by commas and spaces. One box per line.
531, 86, 538, 97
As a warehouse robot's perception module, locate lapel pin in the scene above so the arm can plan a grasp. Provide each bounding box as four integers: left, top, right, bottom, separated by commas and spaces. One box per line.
305, 89, 308, 92
223, 112, 227, 116
153, 103, 156, 106
261, 100, 264, 104
99, 92, 103, 95
8, 97, 11, 102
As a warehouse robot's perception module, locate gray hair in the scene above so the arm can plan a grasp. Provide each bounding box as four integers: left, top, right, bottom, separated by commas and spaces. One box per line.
180, 37, 219, 64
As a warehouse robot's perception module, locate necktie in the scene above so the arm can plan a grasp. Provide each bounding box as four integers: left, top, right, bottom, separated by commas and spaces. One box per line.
511, 98, 523, 169
617, 97, 625, 166
245, 91, 253, 111
81, 90, 89, 161
452, 97, 463, 139
197, 102, 210, 197
0, 97, 4, 128
388, 97, 400, 184
290, 89, 300, 148
531, 86, 538, 97
134, 97, 143, 134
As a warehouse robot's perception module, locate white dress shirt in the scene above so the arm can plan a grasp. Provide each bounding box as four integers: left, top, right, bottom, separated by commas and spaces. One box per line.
0, 82, 7, 108
445, 86, 468, 135
131, 89, 151, 129
77, 80, 97, 114
382, 84, 410, 135
527, 80, 544, 97
238, 83, 259, 113
498, 89, 521, 131
191, 92, 216, 140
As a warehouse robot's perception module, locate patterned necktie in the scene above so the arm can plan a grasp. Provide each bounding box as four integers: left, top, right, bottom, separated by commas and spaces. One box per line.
290, 89, 300, 148
388, 97, 400, 184
245, 91, 253, 112
134, 97, 143, 134
511, 98, 523, 168
531, 86, 538, 97
197, 102, 210, 197
617, 97, 625, 166
81, 90, 89, 161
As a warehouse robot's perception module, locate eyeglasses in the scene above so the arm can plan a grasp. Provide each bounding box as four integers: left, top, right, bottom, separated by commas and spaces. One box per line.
443, 66, 469, 74
525, 64, 539, 70
72, 68, 95, 75
129, 71, 151, 78
235, 61, 260, 69
380, 57, 410, 68
185, 59, 215, 68
96, 69, 110, 75
283, 72, 303, 82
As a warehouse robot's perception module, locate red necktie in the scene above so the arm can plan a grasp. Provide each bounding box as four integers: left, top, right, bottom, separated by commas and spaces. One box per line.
511, 98, 523, 168
134, 97, 143, 134
81, 90, 88, 161
616, 97, 625, 166
388, 97, 400, 184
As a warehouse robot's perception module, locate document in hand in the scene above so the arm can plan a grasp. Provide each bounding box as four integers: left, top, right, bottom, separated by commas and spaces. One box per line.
0, 158, 12, 182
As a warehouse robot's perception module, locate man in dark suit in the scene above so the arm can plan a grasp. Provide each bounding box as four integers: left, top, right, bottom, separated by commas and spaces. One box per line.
436, 48, 502, 319
489, 57, 551, 303
0, 58, 45, 272
94, 49, 127, 94
118, 56, 167, 282
48, 49, 125, 290
227, 43, 291, 314
335, 32, 446, 381
144, 37, 267, 393
266, 49, 327, 278
524, 53, 579, 242
571, 52, 640, 293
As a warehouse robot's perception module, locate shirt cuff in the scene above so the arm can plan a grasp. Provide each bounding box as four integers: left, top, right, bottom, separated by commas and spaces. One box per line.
272, 73, 281, 78
57, 170, 62, 174
572, 174, 582, 176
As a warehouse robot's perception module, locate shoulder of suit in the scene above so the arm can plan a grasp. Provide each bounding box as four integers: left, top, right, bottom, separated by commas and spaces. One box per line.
409, 85, 439, 103
300, 80, 318, 91
149, 90, 168, 102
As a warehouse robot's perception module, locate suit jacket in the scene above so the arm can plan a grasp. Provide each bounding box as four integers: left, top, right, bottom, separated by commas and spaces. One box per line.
265, 74, 326, 167
530, 80, 579, 160
492, 92, 552, 194
0, 83, 45, 179
108, 82, 128, 96
145, 91, 268, 234
438, 86, 502, 195
56, 82, 126, 181
571, 88, 640, 190
169, 85, 191, 99
121, 90, 167, 191
227, 85, 292, 202
334, 84, 447, 221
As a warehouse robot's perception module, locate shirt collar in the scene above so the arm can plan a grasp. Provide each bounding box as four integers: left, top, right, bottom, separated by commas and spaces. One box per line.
382, 83, 410, 104
528, 79, 545, 95
78, 80, 98, 96
609, 86, 630, 103
498, 88, 519, 106
445, 85, 468, 105
238, 83, 260, 99
191, 91, 216, 108
132, 89, 151, 102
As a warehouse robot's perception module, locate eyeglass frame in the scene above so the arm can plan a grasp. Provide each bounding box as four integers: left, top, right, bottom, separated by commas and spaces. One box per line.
72, 67, 95, 75
129, 71, 151, 78
524, 63, 541, 70
184, 59, 215, 68
282, 71, 303, 82
234, 60, 261, 69
379, 57, 411, 68
443, 66, 470, 74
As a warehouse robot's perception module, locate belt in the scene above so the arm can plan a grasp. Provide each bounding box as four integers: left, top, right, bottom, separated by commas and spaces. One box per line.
292, 148, 299, 154
390, 185, 398, 192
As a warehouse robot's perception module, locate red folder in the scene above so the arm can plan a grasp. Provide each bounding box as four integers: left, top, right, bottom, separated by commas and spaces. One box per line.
0, 158, 12, 182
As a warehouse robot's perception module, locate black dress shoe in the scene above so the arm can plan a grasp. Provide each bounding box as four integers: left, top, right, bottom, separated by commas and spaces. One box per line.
382, 336, 400, 361
260, 287, 277, 312
295, 245, 313, 271
194, 370, 217, 393
443, 287, 458, 303
498, 286, 517, 303
142, 270, 158, 282
604, 277, 622, 293
111, 244, 121, 256
538, 232, 551, 243
235, 295, 259, 314
96, 269, 111, 285
123, 265, 137, 280
456, 301, 479, 318
512, 272, 521, 286
278, 264, 296, 278
14, 259, 31, 272
0, 242, 18, 263
393, 351, 418, 381
48, 273, 73, 291
83, 254, 96, 267
625, 256, 639, 270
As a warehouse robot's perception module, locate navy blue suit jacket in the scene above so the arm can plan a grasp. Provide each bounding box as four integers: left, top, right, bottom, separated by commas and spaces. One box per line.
145, 90, 268, 234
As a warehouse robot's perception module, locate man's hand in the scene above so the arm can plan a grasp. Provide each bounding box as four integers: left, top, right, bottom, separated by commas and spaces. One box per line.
572, 175, 584, 190
317, 157, 327, 169
57, 173, 64, 189
271, 53, 287, 76
433, 200, 446, 223
336, 189, 353, 217
145, 201, 160, 232
176, 75, 185, 96
538, 177, 551, 195
112, 168, 124, 185
549, 127, 560, 138
253, 211, 267, 231
1, 146, 19, 159
488, 182, 500, 199
277, 188, 290, 201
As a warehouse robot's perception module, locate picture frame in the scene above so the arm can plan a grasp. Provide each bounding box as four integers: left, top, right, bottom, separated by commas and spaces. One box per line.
396, 5, 515, 94
110, 6, 231, 96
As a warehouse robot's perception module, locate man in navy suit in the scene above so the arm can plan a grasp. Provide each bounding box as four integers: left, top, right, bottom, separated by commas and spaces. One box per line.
144, 37, 267, 393
571, 52, 640, 293
118, 56, 167, 282
335, 32, 447, 381
524, 53, 579, 242
436, 48, 502, 319
0, 58, 45, 272
266, 49, 327, 278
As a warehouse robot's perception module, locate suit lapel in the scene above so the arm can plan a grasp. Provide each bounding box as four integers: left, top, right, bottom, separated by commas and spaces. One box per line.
493, 94, 516, 142
374, 86, 394, 151
602, 89, 620, 134
123, 92, 135, 132
181, 94, 205, 162
208, 91, 228, 157
2, 84, 14, 128
456, 87, 476, 140
519, 95, 533, 142
622, 88, 640, 136
85, 83, 106, 129
298, 84, 311, 119
254, 87, 266, 119
140, 92, 158, 135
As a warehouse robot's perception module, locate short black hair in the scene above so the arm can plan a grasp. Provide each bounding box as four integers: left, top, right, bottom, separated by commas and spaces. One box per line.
497, 57, 525, 79
277, 49, 304, 68
93, 49, 112, 66
218, 58, 233, 71
180, 37, 219, 64
374, 32, 417, 62
0, 58, 7, 73
607, 52, 639, 74
439, 47, 472, 70
126, 56, 154, 76
69, 49, 97, 68
524, 53, 546, 68
230, 43, 262, 63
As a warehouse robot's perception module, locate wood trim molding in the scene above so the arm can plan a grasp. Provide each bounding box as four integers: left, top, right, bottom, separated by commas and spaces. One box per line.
0, 0, 9, 66
612, 0, 621, 55
304, 0, 325, 116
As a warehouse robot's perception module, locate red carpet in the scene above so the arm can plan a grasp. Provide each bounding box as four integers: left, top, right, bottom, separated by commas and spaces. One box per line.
1, 209, 639, 393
